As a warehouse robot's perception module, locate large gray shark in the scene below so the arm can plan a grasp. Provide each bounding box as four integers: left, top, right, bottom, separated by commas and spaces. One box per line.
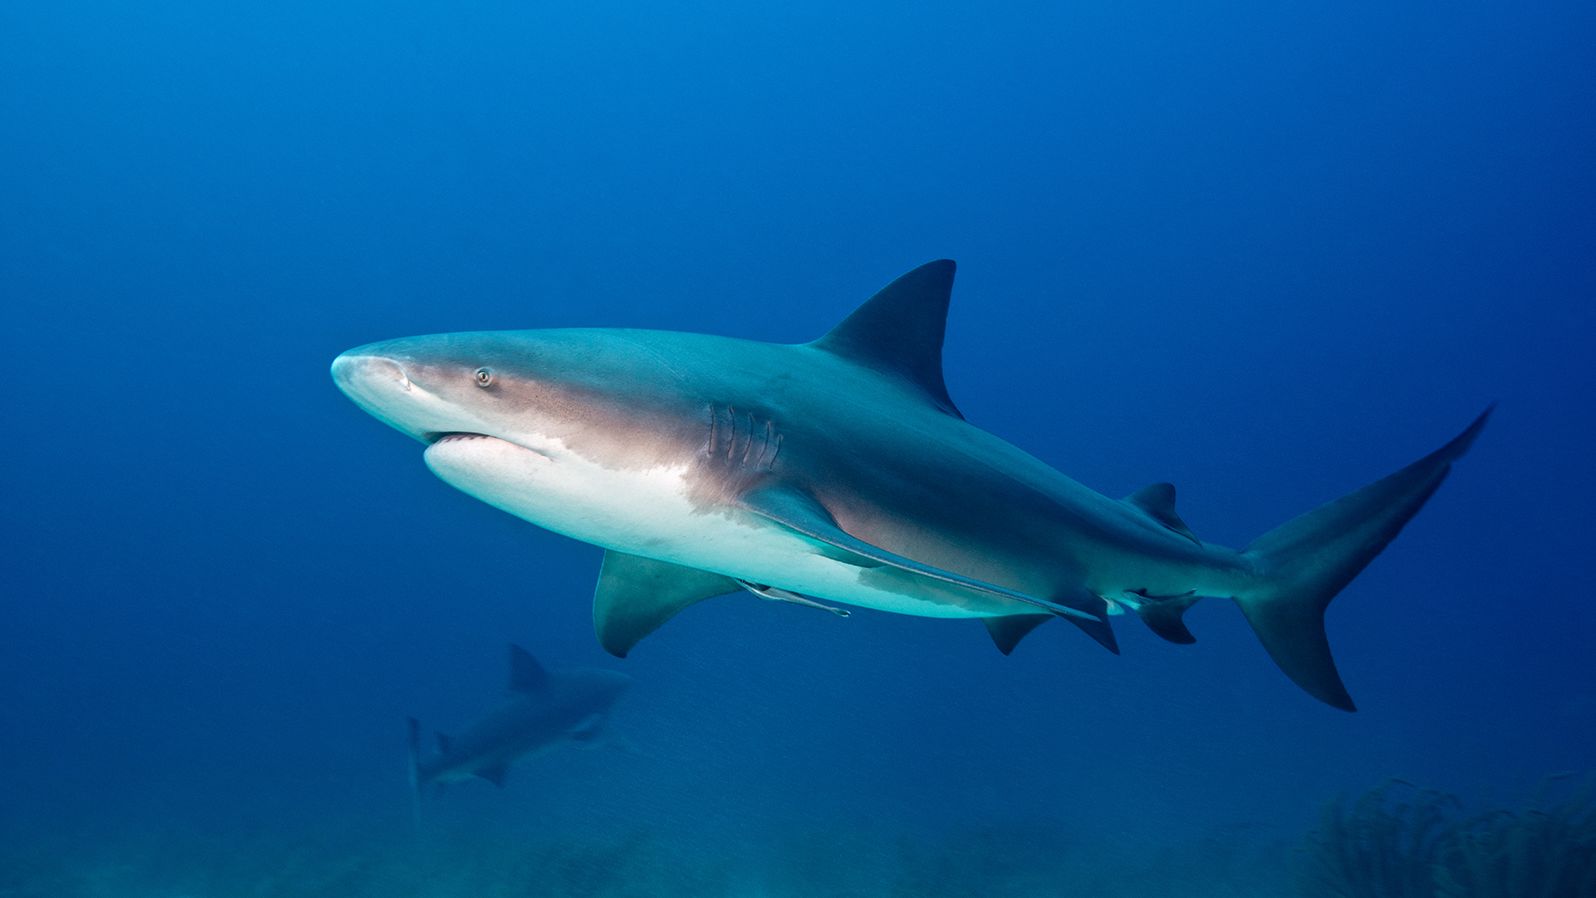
409, 644, 631, 792
334, 261, 1488, 711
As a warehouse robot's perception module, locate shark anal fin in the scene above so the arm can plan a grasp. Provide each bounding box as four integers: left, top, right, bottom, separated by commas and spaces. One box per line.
477, 764, 509, 787
593, 552, 740, 658
508, 644, 548, 693
737, 580, 851, 617
810, 260, 964, 419
1125, 482, 1200, 545
1125, 590, 1201, 644
983, 614, 1052, 654
739, 485, 1097, 623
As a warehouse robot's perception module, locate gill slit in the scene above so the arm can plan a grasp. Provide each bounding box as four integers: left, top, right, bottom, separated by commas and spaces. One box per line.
705, 403, 783, 474
741, 411, 757, 465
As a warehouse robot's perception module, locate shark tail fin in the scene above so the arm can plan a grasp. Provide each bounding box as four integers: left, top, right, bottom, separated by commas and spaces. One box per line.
1234, 406, 1492, 712
407, 716, 423, 829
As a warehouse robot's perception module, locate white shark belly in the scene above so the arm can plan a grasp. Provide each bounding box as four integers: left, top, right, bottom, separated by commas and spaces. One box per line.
423, 435, 996, 619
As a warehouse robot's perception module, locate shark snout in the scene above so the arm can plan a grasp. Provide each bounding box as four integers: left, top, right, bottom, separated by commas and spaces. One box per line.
331, 351, 412, 397
331, 350, 419, 425
331, 348, 444, 442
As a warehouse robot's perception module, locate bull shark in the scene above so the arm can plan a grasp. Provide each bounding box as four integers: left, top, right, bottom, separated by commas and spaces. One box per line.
409, 644, 631, 794
334, 261, 1489, 711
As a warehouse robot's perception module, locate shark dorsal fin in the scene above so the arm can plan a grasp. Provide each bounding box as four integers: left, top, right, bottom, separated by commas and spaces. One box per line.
508, 644, 548, 693
811, 260, 963, 419
1124, 482, 1200, 545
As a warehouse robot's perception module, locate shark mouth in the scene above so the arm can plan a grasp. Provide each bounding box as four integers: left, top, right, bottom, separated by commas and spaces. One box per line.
425, 431, 493, 445
423, 432, 554, 461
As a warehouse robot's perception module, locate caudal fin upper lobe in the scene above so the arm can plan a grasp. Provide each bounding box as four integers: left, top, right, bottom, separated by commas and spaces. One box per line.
1234, 406, 1493, 711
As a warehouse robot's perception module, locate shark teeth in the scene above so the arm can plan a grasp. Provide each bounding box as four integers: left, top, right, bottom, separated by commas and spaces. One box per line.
426, 432, 491, 444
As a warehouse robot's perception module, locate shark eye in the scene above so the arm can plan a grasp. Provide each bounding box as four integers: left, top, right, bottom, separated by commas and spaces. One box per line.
474, 367, 494, 387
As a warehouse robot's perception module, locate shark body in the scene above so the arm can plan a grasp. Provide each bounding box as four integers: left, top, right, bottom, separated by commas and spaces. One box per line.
410, 645, 630, 791
335, 261, 1488, 710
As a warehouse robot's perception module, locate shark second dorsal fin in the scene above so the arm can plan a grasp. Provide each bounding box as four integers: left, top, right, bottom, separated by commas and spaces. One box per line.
1124, 482, 1201, 545
509, 644, 548, 693
811, 260, 963, 418
593, 552, 740, 657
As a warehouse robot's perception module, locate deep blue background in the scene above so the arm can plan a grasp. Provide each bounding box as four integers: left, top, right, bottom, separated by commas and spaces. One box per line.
3, 0, 1592, 852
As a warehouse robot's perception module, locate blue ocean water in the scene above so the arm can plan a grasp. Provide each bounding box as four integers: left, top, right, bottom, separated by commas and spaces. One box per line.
2, 1, 1592, 895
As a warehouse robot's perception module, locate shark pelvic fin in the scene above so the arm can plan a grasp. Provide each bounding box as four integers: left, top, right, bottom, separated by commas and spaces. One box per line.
983, 614, 1051, 654
508, 644, 548, 693
477, 764, 509, 787
739, 485, 1097, 623
811, 260, 963, 419
1058, 590, 1119, 654
1124, 482, 1200, 546
435, 731, 453, 754
593, 551, 739, 657
984, 590, 1118, 654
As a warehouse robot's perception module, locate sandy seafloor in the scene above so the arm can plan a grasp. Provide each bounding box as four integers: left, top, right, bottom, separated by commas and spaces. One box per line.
1, 811, 1292, 898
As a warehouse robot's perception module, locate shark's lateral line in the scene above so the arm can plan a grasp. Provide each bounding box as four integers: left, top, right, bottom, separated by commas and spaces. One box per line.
334, 261, 1490, 710
408, 645, 630, 796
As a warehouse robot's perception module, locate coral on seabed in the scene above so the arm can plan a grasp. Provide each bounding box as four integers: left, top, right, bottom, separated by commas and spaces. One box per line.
1301, 776, 1596, 898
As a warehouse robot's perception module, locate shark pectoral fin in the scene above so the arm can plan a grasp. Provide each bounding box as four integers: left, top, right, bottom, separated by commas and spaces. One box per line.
983, 614, 1052, 654
1124, 482, 1201, 546
477, 764, 509, 787
593, 551, 740, 658
737, 580, 851, 617
739, 485, 1096, 623
508, 644, 548, 693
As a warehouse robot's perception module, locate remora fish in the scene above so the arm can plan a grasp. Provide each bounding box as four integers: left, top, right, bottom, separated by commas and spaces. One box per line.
409, 645, 631, 793
334, 261, 1488, 710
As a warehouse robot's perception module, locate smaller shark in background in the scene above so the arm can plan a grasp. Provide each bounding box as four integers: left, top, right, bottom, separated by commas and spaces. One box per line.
408, 645, 631, 798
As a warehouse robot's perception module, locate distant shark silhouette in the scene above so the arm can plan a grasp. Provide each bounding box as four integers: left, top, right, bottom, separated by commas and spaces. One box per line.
335, 261, 1489, 711
409, 645, 631, 795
